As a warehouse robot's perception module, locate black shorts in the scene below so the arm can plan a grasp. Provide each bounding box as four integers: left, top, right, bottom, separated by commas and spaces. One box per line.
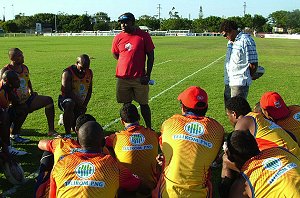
58, 95, 73, 111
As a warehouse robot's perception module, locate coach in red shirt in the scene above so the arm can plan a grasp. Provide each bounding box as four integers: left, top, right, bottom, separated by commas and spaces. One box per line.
112, 12, 155, 129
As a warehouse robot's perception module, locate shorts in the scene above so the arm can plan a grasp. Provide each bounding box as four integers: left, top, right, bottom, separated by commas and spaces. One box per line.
58, 95, 73, 111
25, 94, 36, 107
116, 78, 149, 105
224, 85, 249, 104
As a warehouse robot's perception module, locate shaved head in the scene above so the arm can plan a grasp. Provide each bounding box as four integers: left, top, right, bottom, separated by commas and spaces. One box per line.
78, 121, 104, 150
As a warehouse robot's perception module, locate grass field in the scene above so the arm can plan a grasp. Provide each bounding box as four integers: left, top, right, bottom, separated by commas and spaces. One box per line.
0, 36, 300, 197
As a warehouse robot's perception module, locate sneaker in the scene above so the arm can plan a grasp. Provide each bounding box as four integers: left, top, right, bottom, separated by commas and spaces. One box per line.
10, 135, 30, 143
64, 134, 72, 139
58, 114, 64, 126
8, 146, 27, 156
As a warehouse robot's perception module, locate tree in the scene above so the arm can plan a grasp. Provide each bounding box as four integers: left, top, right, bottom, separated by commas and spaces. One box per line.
92, 12, 110, 31
161, 18, 192, 31
202, 16, 222, 32
268, 10, 289, 28
252, 14, 267, 32
136, 15, 160, 30
287, 9, 300, 31
2, 20, 18, 32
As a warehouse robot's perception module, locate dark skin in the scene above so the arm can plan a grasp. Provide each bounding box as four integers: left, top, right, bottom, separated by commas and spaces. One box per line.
61, 55, 92, 134
0, 48, 57, 136
112, 20, 154, 128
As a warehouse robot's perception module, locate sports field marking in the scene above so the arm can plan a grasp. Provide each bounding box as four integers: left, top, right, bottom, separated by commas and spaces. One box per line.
103, 55, 224, 130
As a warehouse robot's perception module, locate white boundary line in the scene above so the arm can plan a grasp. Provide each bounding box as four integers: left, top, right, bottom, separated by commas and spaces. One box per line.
103, 55, 224, 130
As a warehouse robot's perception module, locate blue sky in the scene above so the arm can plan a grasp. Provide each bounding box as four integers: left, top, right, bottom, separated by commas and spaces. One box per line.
1, 0, 299, 21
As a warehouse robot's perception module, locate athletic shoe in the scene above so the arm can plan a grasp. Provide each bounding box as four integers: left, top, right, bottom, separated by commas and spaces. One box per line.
8, 146, 27, 156
58, 114, 64, 126
10, 135, 30, 144
64, 134, 72, 139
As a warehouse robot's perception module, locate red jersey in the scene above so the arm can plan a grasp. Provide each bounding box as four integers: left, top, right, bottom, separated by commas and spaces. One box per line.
49, 151, 141, 198
61, 66, 93, 104
112, 28, 155, 78
106, 125, 158, 188
241, 147, 300, 198
276, 105, 300, 146
153, 114, 224, 198
4, 64, 31, 103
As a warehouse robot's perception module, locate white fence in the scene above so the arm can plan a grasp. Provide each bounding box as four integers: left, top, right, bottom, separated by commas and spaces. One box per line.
264, 34, 300, 40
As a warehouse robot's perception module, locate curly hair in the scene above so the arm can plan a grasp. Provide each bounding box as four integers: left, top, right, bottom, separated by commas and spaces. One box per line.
225, 96, 251, 117
220, 20, 238, 32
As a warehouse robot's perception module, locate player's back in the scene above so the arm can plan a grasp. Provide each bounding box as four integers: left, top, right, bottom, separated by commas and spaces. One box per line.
155, 114, 224, 197
247, 112, 300, 157
51, 152, 119, 198
276, 105, 300, 146
242, 147, 300, 198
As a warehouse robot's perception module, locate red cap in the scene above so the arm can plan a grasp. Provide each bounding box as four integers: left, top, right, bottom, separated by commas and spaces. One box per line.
178, 86, 208, 109
260, 92, 289, 120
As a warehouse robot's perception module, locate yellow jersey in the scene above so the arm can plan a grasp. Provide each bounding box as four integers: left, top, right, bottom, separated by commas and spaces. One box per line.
242, 147, 300, 198
153, 114, 224, 198
276, 105, 300, 147
246, 112, 300, 157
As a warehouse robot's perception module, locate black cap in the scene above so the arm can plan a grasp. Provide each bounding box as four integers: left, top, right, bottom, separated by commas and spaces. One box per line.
118, 12, 135, 23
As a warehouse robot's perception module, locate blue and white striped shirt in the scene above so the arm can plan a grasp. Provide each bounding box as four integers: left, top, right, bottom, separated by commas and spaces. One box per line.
224, 32, 258, 86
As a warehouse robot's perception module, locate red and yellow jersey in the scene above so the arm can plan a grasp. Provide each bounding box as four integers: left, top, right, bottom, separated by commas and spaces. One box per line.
0, 81, 10, 109
4, 64, 31, 103
153, 114, 224, 198
246, 112, 300, 157
241, 147, 300, 198
46, 138, 110, 165
61, 66, 93, 104
107, 125, 158, 189
276, 105, 300, 147
46, 138, 81, 165
49, 152, 141, 198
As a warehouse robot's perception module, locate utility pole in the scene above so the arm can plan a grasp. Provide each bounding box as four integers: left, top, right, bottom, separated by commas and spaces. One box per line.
157, 4, 161, 21
11, 4, 14, 19
3, 6, 5, 21
243, 2, 246, 16
199, 6, 203, 19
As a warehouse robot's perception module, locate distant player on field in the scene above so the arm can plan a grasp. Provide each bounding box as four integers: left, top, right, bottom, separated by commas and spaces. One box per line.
259, 91, 300, 146
220, 130, 300, 198
225, 96, 300, 156
153, 86, 225, 197
49, 121, 148, 197
106, 103, 159, 195
112, 12, 155, 128
0, 48, 58, 142
58, 54, 93, 136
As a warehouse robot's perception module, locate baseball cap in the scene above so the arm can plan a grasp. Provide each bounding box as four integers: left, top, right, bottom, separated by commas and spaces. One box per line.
118, 12, 135, 22
260, 91, 289, 120
178, 86, 208, 110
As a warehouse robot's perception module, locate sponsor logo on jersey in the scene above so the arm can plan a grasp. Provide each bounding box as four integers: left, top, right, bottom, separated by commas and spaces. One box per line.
268, 163, 297, 185
75, 162, 95, 179
173, 134, 213, 148
184, 122, 205, 136
265, 119, 281, 130
293, 112, 300, 121
65, 180, 105, 188
263, 157, 282, 171
129, 133, 145, 145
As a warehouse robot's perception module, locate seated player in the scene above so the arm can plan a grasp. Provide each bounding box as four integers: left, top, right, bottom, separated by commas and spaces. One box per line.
0, 48, 58, 143
49, 121, 150, 197
260, 91, 300, 146
153, 86, 225, 197
58, 54, 93, 137
106, 103, 159, 195
0, 70, 27, 155
220, 130, 300, 198
225, 96, 300, 156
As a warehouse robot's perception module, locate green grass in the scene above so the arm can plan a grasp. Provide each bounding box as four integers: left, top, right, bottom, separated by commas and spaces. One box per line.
0, 36, 300, 197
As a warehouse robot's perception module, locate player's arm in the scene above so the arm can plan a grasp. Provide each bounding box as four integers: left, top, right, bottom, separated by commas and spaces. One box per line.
145, 50, 154, 78
38, 139, 54, 152
49, 173, 57, 198
0, 67, 8, 79
228, 176, 251, 198
249, 62, 258, 78
235, 117, 255, 136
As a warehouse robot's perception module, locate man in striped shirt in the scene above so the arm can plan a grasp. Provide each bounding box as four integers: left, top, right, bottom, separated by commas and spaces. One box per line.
220, 20, 259, 104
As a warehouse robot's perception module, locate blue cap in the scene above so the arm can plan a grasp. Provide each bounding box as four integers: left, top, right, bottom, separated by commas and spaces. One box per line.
118, 12, 135, 22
